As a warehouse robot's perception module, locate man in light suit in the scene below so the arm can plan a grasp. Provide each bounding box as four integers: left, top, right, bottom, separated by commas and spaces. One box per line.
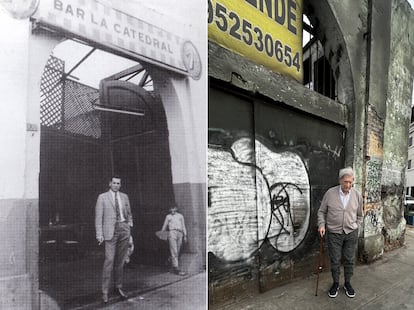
95, 176, 133, 303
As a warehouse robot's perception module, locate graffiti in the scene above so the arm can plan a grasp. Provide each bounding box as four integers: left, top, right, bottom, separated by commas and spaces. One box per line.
254, 139, 310, 253
382, 193, 402, 225
208, 144, 258, 261
208, 136, 310, 261
266, 182, 304, 250
367, 210, 379, 227
364, 208, 383, 237
317, 141, 343, 159
366, 159, 382, 203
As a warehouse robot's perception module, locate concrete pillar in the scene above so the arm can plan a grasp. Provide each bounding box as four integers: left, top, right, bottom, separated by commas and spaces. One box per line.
380, 0, 414, 251
27, 28, 63, 310
0, 11, 62, 308
0, 11, 33, 310
359, 0, 392, 262
149, 68, 206, 271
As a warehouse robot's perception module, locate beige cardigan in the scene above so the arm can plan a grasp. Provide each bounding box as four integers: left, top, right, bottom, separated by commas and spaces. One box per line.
317, 185, 363, 234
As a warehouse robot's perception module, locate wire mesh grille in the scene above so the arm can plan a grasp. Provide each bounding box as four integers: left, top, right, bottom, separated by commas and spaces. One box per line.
40, 55, 101, 139
40, 55, 64, 128
63, 80, 100, 138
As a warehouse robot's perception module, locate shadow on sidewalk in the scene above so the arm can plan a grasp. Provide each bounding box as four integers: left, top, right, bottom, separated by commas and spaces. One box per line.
40, 251, 202, 309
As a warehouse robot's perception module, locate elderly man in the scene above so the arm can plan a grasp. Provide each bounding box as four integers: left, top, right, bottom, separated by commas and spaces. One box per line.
317, 167, 363, 298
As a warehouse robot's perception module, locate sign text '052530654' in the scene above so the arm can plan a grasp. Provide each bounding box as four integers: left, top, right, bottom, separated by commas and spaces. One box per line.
208, 0, 303, 82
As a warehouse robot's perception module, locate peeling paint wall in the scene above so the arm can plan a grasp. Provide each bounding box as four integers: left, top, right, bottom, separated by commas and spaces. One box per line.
381, 0, 414, 251
209, 0, 414, 306
208, 87, 345, 302
209, 138, 311, 261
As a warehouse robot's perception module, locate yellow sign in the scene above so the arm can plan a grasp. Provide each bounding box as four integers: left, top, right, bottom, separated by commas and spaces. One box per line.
208, 0, 303, 82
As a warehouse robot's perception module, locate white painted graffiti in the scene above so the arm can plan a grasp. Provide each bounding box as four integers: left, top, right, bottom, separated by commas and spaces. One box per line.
364, 209, 383, 237
208, 137, 310, 262
317, 141, 343, 159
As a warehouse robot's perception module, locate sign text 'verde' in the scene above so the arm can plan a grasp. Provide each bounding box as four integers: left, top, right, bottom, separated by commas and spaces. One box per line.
53, 0, 173, 54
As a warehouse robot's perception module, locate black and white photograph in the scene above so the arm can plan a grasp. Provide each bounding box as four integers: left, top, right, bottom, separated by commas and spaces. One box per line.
0, 0, 206, 309
3, 0, 414, 310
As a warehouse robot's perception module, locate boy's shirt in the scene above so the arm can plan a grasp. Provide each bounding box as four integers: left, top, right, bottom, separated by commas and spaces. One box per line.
162, 212, 187, 236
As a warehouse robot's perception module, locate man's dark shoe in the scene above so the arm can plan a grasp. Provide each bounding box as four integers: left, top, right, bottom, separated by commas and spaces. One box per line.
117, 288, 128, 300
328, 282, 339, 298
173, 268, 186, 276
102, 293, 108, 303
344, 282, 355, 298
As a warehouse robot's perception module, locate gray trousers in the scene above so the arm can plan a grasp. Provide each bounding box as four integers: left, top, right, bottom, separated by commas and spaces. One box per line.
327, 229, 358, 283
102, 222, 130, 294
168, 230, 183, 269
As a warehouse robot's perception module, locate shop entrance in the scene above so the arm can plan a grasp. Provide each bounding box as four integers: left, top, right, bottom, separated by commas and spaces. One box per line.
99, 79, 175, 264
39, 40, 175, 307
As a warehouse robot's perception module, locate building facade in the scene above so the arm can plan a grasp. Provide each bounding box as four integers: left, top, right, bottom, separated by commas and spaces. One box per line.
406, 109, 414, 196
0, 0, 206, 308
208, 0, 414, 306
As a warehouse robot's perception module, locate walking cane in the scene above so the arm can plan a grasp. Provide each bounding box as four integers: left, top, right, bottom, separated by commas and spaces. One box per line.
315, 235, 323, 296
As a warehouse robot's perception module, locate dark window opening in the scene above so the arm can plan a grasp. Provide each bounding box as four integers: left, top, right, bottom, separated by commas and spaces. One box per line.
303, 57, 311, 87
302, 15, 337, 101
314, 56, 336, 99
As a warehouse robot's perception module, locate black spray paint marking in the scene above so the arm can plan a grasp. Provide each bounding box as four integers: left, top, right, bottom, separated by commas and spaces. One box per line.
208, 138, 310, 261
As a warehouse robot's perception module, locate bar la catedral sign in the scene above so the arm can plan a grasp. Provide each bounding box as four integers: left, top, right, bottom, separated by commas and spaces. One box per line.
21, 0, 202, 79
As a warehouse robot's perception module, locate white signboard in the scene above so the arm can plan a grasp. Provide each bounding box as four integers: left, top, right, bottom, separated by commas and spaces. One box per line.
31, 0, 201, 79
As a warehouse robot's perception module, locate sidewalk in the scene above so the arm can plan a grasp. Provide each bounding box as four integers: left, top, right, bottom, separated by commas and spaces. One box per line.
215, 225, 414, 310
39, 252, 204, 309
101, 271, 206, 310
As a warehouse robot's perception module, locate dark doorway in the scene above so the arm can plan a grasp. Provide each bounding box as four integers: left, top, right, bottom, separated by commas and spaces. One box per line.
99, 80, 174, 265
39, 50, 175, 307
208, 85, 345, 299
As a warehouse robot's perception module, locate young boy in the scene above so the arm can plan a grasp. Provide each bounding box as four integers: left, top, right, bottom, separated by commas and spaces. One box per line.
161, 204, 187, 276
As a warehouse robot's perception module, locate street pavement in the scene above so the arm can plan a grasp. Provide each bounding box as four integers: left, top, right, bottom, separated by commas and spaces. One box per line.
212, 225, 414, 310
100, 271, 206, 310
72, 226, 414, 310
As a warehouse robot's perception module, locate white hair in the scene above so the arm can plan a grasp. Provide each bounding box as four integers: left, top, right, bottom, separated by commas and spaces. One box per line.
339, 167, 354, 179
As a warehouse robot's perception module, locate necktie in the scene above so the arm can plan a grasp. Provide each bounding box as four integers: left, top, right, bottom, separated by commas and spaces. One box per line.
115, 192, 121, 221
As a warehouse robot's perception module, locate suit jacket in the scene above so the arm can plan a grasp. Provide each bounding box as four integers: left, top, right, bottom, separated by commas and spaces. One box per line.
95, 190, 133, 240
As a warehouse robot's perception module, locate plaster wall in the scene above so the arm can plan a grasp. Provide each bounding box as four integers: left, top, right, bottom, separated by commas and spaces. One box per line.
381, 0, 414, 250
0, 12, 29, 200
0, 1, 206, 308
305, 0, 367, 184
208, 0, 414, 306
0, 11, 34, 309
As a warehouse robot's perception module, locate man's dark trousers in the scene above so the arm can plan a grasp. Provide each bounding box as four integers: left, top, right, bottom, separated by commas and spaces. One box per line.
327, 229, 358, 283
